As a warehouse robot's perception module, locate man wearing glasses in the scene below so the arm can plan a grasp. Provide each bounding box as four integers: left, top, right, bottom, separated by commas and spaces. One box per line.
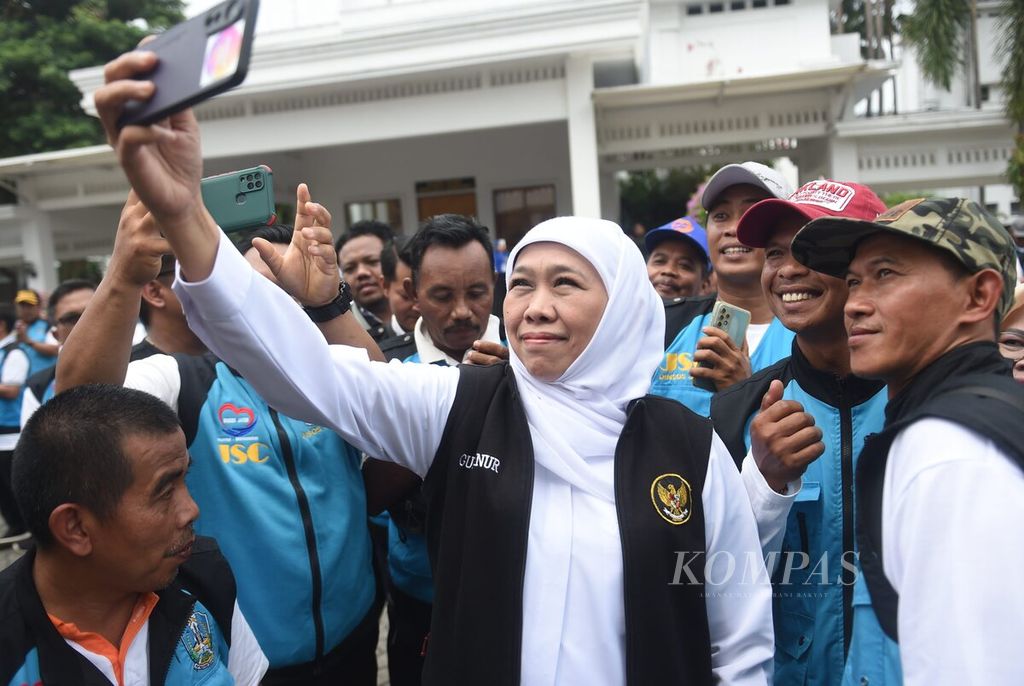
18, 280, 97, 426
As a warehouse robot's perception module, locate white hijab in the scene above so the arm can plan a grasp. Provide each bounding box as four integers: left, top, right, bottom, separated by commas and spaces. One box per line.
505, 217, 666, 503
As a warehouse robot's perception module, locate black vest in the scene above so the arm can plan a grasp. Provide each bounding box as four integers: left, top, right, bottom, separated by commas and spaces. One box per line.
857, 343, 1024, 640
420, 363, 715, 686
0, 536, 236, 685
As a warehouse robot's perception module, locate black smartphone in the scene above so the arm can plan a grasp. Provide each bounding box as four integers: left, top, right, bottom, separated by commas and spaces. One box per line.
118, 0, 259, 128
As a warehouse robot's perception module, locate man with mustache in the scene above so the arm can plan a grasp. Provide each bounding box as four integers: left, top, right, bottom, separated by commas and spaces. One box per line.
0, 384, 266, 683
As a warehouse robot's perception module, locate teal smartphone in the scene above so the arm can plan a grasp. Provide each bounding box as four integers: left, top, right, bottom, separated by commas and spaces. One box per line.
201, 165, 276, 232
693, 301, 751, 392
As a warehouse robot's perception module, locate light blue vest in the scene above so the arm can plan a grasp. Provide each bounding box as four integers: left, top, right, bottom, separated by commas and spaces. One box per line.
185, 360, 374, 667
736, 377, 901, 685
652, 313, 794, 416
22, 319, 55, 376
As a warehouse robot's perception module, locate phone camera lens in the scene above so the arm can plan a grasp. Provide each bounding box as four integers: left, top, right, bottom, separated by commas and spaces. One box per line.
255, 181, 263, 189
247, 182, 254, 190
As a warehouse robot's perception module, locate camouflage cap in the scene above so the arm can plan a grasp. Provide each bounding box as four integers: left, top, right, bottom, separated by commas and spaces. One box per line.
792, 197, 1018, 320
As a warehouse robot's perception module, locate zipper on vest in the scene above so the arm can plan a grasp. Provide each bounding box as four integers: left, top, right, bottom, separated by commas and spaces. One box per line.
837, 381, 855, 658
269, 408, 326, 662
158, 599, 196, 684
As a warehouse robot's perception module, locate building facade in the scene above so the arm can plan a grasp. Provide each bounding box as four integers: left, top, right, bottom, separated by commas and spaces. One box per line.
0, 0, 1016, 292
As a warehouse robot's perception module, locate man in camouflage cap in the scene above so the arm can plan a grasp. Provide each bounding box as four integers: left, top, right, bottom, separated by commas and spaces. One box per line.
791, 197, 1024, 685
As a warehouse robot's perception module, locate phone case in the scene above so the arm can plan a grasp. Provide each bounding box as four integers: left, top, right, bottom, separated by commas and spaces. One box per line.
118, 0, 259, 128
201, 165, 276, 232
693, 301, 752, 392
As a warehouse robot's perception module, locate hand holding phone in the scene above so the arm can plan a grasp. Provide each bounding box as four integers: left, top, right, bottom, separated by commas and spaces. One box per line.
118, 0, 259, 128
692, 301, 752, 392
201, 165, 276, 232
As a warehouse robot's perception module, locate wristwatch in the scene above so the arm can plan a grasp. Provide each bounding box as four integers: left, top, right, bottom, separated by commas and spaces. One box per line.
303, 281, 353, 323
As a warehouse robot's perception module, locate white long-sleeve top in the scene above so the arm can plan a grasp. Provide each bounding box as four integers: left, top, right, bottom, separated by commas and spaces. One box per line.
882, 417, 1024, 685
174, 232, 774, 685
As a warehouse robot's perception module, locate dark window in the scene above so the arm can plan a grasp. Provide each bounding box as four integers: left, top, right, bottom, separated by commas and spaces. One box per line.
709, 2, 724, 12
494, 185, 556, 249
731, 1, 746, 9
686, 4, 703, 14
345, 198, 402, 232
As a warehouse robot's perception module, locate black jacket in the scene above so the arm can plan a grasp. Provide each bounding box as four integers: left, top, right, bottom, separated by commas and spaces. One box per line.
856, 342, 1024, 640
0, 536, 237, 684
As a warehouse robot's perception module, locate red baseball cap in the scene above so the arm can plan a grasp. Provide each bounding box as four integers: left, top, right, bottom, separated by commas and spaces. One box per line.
736, 180, 886, 248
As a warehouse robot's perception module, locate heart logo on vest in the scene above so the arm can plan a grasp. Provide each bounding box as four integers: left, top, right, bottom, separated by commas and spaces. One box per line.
218, 403, 257, 437
651, 473, 692, 525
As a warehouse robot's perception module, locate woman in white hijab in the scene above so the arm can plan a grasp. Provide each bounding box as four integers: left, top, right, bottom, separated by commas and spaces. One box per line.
173, 215, 774, 685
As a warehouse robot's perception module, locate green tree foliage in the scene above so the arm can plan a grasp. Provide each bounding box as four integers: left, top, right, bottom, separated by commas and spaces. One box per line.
899, 0, 970, 91
618, 167, 713, 234
0, 0, 184, 159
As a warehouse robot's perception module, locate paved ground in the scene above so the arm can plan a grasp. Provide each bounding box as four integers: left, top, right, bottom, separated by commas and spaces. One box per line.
0, 517, 392, 684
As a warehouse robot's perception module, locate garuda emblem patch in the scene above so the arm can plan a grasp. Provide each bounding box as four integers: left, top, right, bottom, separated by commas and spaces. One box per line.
651, 473, 692, 525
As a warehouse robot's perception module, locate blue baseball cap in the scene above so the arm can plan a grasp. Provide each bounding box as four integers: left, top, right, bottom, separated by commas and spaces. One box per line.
644, 216, 710, 267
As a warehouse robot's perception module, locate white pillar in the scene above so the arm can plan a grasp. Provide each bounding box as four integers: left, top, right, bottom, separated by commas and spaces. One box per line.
565, 54, 602, 218
21, 208, 58, 294
599, 168, 620, 223
828, 137, 860, 183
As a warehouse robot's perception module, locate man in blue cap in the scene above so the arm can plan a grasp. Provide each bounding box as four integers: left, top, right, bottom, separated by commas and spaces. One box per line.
644, 216, 711, 299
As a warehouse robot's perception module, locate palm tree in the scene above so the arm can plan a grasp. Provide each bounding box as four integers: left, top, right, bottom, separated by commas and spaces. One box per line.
998, 0, 1024, 197
900, 0, 980, 106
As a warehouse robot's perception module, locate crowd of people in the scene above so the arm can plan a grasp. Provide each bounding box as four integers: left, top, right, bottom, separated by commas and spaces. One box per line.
0, 44, 1023, 686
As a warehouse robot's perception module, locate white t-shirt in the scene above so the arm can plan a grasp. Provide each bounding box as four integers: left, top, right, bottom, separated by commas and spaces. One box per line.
745, 323, 770, 355
0, 345, 30, 449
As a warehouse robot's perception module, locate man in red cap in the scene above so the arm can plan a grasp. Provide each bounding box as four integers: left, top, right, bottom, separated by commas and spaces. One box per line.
711, 180, 901, 686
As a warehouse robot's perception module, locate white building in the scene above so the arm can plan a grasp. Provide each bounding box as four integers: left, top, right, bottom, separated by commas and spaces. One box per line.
0, 0, 1016, 292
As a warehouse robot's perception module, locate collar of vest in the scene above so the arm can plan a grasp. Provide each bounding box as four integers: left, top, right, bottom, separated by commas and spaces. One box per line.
884, 342, 1010, 425
788, 339, 884, 407
13, 541, 220, 684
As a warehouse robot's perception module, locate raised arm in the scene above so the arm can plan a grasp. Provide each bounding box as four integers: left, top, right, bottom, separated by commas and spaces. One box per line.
56, 192, 169, 393
93, 48, 457, 477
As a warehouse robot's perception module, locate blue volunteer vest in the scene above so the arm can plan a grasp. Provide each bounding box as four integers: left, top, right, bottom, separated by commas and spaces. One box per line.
711, 344, 901, 686
22, 319, 55, 376
175, 355, 374, 667
652, 312, 794, 416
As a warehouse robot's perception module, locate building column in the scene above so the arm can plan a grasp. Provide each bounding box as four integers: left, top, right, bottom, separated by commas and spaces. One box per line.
827, 137, 860, 183
565, 54, 602, 218
21, 208, 58, 294
599, 168, 620, 223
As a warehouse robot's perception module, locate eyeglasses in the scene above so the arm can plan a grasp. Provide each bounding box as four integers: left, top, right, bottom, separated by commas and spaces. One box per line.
55, 311, 84, 327
998, 332, 1024, 359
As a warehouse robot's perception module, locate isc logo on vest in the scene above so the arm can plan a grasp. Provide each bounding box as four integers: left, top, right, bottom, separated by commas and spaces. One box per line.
218, 442, 271, 464
458, 452, 501, 474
